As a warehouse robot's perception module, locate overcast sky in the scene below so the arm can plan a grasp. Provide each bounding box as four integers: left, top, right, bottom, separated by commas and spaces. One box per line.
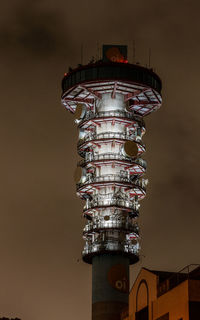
0, 0, 199, 319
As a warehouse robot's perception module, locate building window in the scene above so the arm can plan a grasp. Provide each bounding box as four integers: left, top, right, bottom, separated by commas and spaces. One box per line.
135, 306, 148, 320
156, 313, 169, 320
189, 301, 200, 319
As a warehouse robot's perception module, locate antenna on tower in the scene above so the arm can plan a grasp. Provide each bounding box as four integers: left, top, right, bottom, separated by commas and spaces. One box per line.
96, 41, 100, 61
81, 44, 83, 65
148, 48, 151, 68
99, 42, 102, 60
132, 40, 136, 63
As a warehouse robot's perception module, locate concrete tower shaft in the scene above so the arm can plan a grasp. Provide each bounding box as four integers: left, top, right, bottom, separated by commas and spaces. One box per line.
61, 51, 162, 320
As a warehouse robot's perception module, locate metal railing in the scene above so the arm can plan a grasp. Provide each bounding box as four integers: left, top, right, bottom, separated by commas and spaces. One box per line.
95, 174, 129, 183
77, 174, 147, 191
83, 221, 139, 233
79, 110, 145, 128
97, 110, 135, 119
78, 153, 147, 169
157, 264, 200, 297
77, 131, 143, 147
77, 174, 129, 186
84, 198, 139, 211
82, 239, 139, 256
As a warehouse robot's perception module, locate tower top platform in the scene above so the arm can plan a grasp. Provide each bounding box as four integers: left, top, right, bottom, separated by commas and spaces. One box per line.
62, 61, 162, 94
61, 61, 162, 117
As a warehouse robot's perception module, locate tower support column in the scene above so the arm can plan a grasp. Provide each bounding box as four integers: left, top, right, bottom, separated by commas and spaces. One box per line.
92, 254, 129, 320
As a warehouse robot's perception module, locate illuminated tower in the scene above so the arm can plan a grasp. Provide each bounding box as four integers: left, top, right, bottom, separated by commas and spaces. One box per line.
61, 45, 162, 320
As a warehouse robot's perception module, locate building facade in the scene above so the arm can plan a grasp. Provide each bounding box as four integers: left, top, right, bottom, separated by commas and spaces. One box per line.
124, 265, 200, 320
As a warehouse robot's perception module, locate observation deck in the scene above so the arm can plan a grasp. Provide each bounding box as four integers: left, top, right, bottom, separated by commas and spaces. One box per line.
62, 61, 161, 117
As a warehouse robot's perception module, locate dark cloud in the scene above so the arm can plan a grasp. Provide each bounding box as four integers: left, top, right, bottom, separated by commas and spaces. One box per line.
0, 1, 73, 58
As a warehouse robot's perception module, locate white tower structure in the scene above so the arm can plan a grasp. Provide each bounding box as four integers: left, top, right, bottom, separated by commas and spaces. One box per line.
61, 45, 162, 320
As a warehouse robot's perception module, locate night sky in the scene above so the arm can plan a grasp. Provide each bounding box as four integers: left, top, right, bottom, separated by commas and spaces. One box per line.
0, 1, 200, 319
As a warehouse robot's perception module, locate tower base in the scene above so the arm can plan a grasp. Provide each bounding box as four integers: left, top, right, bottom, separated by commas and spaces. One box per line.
92, 254, 129, 320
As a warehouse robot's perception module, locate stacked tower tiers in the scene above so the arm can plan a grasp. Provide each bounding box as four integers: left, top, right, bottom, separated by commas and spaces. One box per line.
79, 93, 145, 264
61, 61, 162, 320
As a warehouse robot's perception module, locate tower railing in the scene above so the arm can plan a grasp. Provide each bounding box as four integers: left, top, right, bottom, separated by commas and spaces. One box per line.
83, 239, 140, 256
80, 110, 145, 127
84, 198, 139, 211
77, 174, 147, 190
77, 132, 143, 147
78, 154, 147, 169
83, 221, 139, 233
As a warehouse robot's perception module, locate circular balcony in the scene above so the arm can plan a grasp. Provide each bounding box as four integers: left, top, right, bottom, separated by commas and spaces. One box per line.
77, 132, 145, 156
78, 153, 147, 170
62, 61, 162, 96
78, 131, 142, 146
77, 174, 147, 193
83, 220, 139, 234
83, 198, 139, 214
78, 110, 145, 128
82, 239, 140, 264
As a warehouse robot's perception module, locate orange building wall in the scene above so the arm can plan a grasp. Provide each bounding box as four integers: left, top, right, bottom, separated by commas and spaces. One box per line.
127, 269, 200, 320
153, 280, 189, 320
128, 268, 157, 320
